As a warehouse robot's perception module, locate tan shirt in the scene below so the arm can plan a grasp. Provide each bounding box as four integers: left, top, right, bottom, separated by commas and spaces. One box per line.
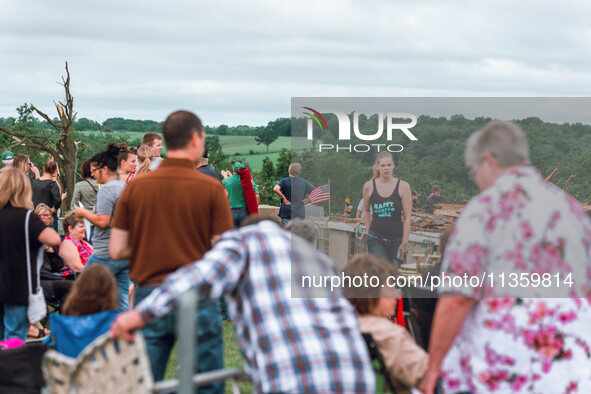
112, 158, 233, 285
358, 314, 428, 394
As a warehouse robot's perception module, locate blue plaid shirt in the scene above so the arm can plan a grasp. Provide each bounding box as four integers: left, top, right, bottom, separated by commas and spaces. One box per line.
136, 221, 375, 393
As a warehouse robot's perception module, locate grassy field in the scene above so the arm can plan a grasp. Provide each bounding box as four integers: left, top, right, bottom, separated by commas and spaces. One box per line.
79, 130, 291, 172
164, 321, 252, 393
216, 135, 290, 156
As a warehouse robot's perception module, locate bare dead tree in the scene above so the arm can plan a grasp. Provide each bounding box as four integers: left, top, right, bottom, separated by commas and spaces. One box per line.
0, 62, 78, 210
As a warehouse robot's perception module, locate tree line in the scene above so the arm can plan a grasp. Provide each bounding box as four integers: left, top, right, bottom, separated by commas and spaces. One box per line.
288, 113, 591, 214
1, 64, 589, 215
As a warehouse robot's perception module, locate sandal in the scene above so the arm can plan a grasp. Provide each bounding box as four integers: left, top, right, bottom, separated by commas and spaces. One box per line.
26, 327, 50, 343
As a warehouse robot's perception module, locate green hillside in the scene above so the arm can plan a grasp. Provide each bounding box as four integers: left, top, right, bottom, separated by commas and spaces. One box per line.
78, 131, 291, 172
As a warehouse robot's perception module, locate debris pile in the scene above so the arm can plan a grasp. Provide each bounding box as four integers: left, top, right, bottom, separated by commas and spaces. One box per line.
410, 203, 464, 233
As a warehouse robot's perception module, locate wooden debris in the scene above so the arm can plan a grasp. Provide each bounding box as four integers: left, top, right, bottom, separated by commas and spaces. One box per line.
546, 168, 559, 182
564, 175, 574, 192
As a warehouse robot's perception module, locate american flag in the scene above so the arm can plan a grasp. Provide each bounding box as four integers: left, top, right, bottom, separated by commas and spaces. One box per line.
308, 183, 330, 203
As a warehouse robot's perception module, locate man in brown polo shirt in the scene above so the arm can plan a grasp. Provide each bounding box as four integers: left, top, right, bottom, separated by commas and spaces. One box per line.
110, 110, 233, 391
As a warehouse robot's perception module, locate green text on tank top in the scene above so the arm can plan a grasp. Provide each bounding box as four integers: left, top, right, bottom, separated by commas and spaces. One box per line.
369, 178, 403, 239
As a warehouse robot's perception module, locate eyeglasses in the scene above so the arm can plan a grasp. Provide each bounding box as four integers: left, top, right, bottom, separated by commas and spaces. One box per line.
39, 214, 51, 218
90, 167, 100, 173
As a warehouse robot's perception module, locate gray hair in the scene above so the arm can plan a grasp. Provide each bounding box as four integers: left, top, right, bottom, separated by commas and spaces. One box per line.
288, 163, 301, 177
465, 121, 530, 169
285, 218, 319, 246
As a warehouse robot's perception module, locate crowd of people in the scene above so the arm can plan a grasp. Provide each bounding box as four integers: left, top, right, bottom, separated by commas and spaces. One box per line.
1, 115, 591, 393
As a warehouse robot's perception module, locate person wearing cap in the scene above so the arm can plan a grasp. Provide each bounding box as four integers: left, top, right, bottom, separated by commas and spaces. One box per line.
222, 162, 259, 227
1, 151, 15, 167
423, 185, 448, 213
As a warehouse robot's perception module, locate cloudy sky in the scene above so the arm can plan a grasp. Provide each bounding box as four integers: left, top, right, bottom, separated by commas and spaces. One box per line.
1, 1, 590, 126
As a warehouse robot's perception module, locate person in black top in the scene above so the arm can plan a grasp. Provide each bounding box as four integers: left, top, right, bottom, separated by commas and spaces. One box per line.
31, 160, 62, 231
35, 204, 74, 311
362, 152, 413, 266
0, 167, 61, 342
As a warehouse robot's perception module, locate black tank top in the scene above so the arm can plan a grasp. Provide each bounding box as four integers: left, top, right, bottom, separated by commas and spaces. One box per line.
369, 178, 403, 239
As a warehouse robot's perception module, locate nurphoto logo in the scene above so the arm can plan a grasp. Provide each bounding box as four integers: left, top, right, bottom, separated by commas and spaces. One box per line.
303, 108, 418, 153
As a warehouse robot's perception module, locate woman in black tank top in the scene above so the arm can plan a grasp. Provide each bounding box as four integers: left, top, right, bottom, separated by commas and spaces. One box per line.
362, 152, 413, 265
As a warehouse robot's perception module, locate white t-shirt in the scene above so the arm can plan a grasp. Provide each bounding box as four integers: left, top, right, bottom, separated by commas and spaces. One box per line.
149, 156, 163, 171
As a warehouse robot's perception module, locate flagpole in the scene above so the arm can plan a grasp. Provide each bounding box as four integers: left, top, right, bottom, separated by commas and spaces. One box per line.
328, 179, 331, 218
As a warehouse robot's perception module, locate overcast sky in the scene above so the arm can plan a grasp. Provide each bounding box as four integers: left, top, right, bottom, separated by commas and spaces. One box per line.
1, 1, 590, 127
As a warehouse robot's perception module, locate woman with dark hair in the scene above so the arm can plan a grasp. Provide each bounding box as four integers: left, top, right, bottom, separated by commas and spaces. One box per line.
0, 167, 60, 342
116, 143, 137, 183
362, 151, 412, 266
48, 264, 119, 357
74, 144, 129, 310
70, 159, 98, 211
31, 159, 62, 231
71, 160, 98, 242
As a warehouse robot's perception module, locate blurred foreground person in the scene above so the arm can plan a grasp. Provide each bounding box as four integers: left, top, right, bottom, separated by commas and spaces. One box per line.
344, 254, 428, 394
47, 264, 119, 358
111, 218, 375, 393
110, 110, 233, 391
421, 121, 591, 393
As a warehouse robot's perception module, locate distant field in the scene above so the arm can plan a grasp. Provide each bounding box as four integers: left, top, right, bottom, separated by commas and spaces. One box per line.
79, 131, 292, 172
78, 130, 145, 140
215, 135, 290, 155
216, 136, 290, 171
231, 151, 282, 172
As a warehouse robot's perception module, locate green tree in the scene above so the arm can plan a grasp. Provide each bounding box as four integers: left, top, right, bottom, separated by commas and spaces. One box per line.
275, 149, 292, 179
255, 128, 279, 153
206, 135, 231, 172
254, 156, 280, 205
75, 117, 101, 131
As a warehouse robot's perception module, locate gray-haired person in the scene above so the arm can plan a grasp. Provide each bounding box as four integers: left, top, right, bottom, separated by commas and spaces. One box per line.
285, 218, 319, 246
421, 121, 591, 393
273, 163, 315, 224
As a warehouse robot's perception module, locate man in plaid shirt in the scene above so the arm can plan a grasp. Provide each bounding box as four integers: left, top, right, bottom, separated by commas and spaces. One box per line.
111, 219, 375, 392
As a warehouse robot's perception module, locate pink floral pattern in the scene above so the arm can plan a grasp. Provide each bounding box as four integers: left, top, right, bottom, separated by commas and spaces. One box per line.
440, 167, 591, 393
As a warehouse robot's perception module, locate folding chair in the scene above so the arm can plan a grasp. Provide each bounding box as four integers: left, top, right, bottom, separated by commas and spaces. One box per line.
43, 331, 153, 394
43, 290, 249, 394
362, 333, 396, 394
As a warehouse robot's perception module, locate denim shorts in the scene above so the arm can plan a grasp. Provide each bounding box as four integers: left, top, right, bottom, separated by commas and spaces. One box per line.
366, 234, 403, 266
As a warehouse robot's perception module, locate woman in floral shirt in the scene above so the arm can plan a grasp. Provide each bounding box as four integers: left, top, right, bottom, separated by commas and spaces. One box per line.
421, 121, 591, 394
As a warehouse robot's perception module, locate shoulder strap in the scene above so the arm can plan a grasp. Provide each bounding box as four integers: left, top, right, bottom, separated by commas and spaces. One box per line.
84, 179, 98, 194
25, 210, 44, 296
25, 210, 34, 296
362, 332, 397, 393
394, 178, 400, 194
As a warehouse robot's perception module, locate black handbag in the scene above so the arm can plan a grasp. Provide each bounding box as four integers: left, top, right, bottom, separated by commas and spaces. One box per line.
0, 343, 47, 393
